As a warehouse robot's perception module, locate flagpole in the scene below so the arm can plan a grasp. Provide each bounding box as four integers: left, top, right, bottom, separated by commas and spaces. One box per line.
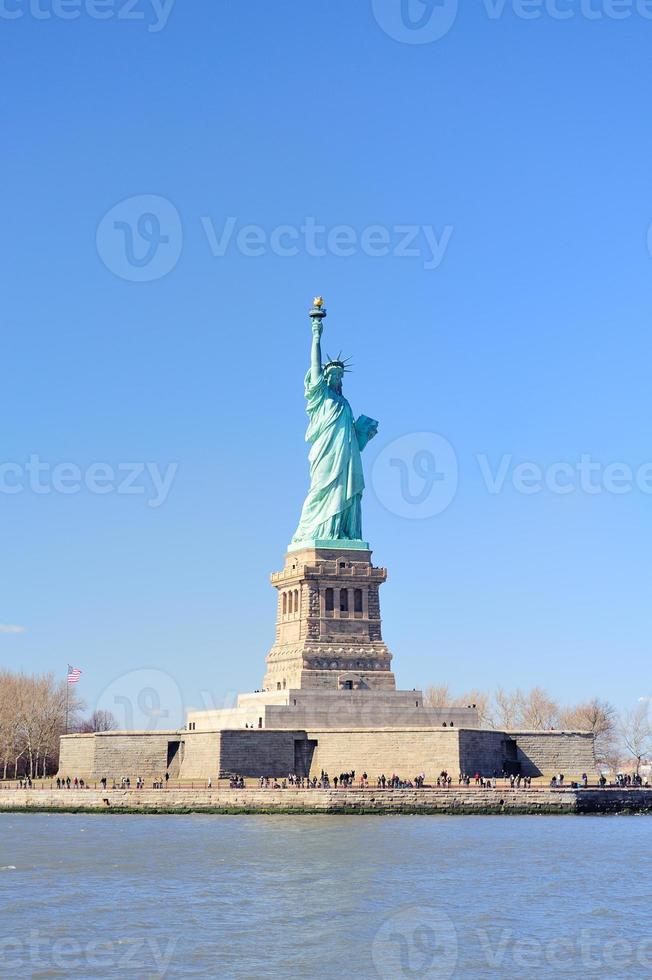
65, 666, 69, 735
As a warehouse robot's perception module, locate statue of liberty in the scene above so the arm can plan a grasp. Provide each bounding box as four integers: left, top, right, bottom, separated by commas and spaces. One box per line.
292, 299, 378, 546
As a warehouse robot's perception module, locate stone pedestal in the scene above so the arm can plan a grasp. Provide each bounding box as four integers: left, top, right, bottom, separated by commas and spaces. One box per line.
262, 545, 395, 692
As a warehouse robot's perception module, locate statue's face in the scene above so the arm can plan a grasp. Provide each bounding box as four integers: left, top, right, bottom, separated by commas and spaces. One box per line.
325, 366, 343, 389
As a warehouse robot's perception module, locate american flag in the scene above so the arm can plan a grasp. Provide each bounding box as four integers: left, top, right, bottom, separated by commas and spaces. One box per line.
67, 665, 82, 685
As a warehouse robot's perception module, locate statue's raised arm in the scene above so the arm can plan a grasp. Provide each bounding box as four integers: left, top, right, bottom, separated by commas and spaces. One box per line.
310, 298, 325, 385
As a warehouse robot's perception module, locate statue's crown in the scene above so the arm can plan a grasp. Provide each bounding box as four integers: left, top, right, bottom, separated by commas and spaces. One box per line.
324, 352, 353, 373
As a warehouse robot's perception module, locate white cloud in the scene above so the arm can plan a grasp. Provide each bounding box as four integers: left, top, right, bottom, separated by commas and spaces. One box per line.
0, 625, 26, 634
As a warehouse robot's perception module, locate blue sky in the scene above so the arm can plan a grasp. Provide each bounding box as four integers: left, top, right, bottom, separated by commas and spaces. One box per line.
2, 0, 651, 726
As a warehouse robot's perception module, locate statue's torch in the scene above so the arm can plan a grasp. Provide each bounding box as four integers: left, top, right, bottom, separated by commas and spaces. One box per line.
309, 296, 327, 323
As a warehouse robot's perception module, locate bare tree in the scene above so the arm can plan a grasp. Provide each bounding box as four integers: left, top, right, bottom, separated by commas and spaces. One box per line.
424, 684, 451, 708
76, 710, 117, 733
493, 687, 521, 730
514, 687, 560, 730
0, 671, 24, 779
620, 702, 652, 776
422, 681, 616, 739
455, 690, 495, 728
559, 698, 618, 766
389, 673, 643, 773
0, 670, 84, 779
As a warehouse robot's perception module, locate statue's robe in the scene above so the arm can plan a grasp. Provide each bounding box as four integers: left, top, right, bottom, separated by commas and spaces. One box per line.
292, 370, 366, 543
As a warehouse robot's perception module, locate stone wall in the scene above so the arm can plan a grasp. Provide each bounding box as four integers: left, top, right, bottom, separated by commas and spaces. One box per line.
57, 727, 598, 784
58, 731, 180, 780
218, 730, 306, 778
58, 733, 96, 777
178, 733, 221, 781
306, 729, 598, 782
264, 692, 478, 731
296, 668, 397, 691
95, 732, 176, 778
509, 731, 598, 778
4, 786, 650, 814
188, 690, 479, 733
459, 729, 510, 775
305, 728, 463, 781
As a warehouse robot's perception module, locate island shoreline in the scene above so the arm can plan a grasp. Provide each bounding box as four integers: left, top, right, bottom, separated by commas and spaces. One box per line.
2, 787, 651, 816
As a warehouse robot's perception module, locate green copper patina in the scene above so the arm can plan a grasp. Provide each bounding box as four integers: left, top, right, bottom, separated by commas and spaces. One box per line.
291, 299, 378, 550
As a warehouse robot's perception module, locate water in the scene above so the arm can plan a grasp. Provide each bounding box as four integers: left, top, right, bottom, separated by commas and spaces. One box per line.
1, 813, 650, 979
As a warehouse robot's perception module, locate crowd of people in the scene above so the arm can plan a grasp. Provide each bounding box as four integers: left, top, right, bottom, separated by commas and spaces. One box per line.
252, 771, 451, 789
614, 772, 648, 787
451, 772, 532, 788
246, 769, 645, 791
376, 773, 426, 788
10, 768, 652, 792
9, 770, 548, 791
508, 774, 533, 788
550, 772, 593, 788
257, 771, 356, 789
55, 777, 87, 789
52, 773, 173, 790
